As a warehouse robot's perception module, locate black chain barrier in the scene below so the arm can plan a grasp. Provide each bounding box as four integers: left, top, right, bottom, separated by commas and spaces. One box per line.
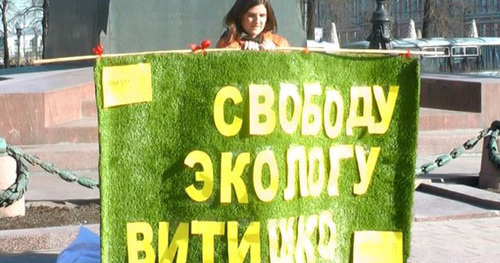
415, 121, 500, 176
0, 138, 99, 208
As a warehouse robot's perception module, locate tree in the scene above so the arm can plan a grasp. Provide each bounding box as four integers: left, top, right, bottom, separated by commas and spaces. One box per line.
301, 0, 345, 41
422, 0, 433, 37
42, 0, 48, 58
306, 0, 317, 40
422, 0, 473, 38
1, 0, 10, 67
328, 0, 371, 44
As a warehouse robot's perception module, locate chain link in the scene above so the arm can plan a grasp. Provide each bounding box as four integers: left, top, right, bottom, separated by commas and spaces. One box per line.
0, 146, 29, 207
416, 123, 500, 176
0, 142, 99, 207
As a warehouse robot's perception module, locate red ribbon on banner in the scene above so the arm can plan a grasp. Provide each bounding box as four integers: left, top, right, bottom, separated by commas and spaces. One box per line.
403, 49, 411, 60
92, 42, 104, 57
189, 39, 212, 55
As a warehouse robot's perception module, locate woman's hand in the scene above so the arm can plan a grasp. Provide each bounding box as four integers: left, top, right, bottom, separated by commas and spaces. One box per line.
261, 40, 276, 51
243, 41, 260, 51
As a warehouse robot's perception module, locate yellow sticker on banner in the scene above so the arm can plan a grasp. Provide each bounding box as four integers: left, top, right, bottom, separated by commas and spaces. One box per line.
102, 63, 152, 108
353, 231, 403, 263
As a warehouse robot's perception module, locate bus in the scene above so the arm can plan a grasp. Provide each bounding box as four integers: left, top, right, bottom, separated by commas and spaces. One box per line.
344, 37, 500, 76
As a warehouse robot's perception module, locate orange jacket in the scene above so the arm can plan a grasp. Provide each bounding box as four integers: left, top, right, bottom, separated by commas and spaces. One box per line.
216, 31, 290, 49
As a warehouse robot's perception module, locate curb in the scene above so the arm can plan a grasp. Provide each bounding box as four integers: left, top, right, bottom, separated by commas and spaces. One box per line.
0, 224, 99, 253
418, 182, 500, 210
414, 210, 500, 222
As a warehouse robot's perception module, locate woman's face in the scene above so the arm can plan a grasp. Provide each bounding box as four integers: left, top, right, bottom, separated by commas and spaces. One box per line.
241, 4, 267, 38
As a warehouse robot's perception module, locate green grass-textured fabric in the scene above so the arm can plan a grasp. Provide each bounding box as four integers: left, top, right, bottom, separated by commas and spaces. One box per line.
95, 52, 419, 263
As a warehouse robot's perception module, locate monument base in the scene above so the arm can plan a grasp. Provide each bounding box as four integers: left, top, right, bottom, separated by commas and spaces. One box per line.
479, 136, 500, 191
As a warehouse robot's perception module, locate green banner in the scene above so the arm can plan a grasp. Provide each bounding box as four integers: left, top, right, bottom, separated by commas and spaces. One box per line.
95, 52, 419, 263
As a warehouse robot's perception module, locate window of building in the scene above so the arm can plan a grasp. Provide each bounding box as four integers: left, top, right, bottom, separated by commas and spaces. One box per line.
479, 0, 487, 13
349, 0, 357, 19
393, 0, 400, 13
412, 0, 419, 12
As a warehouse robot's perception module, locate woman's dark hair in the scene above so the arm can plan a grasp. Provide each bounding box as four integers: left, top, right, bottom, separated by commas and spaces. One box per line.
222, 0, 278, 41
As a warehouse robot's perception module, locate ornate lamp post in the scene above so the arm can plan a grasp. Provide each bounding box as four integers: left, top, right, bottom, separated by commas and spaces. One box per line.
366, 0, 392, 49
15, 22, 22, 67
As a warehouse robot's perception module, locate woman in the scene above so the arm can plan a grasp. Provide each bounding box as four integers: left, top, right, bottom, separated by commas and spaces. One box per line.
216, 0, 290, 50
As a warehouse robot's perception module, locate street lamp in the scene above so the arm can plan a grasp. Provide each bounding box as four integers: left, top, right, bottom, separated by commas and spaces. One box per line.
15, 22, 22, 67
366, 0, 392, 49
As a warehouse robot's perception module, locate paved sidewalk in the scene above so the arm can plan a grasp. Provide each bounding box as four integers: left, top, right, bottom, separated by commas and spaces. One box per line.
409, 217, 500, 263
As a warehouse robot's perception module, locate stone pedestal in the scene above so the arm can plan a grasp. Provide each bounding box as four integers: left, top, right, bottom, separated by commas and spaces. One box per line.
0, 154, 25, 217
479, 135, 500, 190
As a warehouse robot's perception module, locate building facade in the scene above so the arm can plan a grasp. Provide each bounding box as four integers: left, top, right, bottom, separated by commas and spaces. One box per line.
311, 0, 500, 46
0, 28, 42, 67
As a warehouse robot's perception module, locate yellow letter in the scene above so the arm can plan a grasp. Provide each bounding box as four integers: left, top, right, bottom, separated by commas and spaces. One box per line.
301, 83, 322, 136
253, 150, 279, 202
268, 217, 295, 263
214, 86, 243, 137
221, 152, 250, 204
295, 215, 317, 263
249, 84, 276, 135
267, 219, 280, 263
353, 146, 381, 195
284, 146, 307, 201
370, 85, 399, 134
318, 211, 337, 261
346, 86, 375, 136
184, 150, 213, 202
324, 89, 344, 138
191, 221, 225, 263
308, 147, 325, 197
328, 145, 354, 196
158, 222, 189, 263
228, 221, 261, 263
278, 217, 296, 261
127, 222, 155, 263
279, 83, 302, 134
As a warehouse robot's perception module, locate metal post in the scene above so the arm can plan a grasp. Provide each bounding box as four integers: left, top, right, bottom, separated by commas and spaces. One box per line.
0, 137, 25, 218
366, 0, 392, 49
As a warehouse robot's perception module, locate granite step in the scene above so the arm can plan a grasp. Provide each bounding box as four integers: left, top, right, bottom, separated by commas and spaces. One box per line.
82, 98, 97, 118
26, 169, 99, 202
14, 123, 486, 173
18, 143, 99, 172
419, 107, 482, 131
417, 128, 486, 156
43, 117, 98, 144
